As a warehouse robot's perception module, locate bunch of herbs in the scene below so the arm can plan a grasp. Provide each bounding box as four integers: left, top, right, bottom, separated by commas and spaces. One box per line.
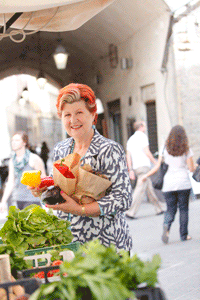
29, 239, 161, 300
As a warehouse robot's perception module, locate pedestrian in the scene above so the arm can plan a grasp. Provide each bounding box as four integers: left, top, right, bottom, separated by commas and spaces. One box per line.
141, 125, 195, 243
0, 131, 46, 212
125, 120, 164, 219
40, 141, 50, 173
30, 83, 133, 252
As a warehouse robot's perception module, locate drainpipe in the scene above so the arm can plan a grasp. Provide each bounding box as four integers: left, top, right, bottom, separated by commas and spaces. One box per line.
160, 14, 175, 74
161, 1, 200, 126
160, 13, 184, 125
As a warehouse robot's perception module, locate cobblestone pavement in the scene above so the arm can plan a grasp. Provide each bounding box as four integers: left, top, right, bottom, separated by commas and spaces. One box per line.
127, 199, 200, 300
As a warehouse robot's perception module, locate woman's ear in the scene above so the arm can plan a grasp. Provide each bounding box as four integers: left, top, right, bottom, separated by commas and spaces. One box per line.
93, 113, 98, 125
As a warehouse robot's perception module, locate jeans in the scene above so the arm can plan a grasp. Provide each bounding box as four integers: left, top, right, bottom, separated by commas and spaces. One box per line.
163, 189, 191, 240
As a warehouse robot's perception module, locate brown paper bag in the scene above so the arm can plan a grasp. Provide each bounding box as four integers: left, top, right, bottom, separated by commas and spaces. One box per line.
74, 167, 112, 202
53, 153, 81, 195
53, 153, 112, 204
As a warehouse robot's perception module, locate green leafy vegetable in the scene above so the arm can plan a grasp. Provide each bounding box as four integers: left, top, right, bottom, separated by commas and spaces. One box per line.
29, 240, 162, 300
0, 205, 73, 255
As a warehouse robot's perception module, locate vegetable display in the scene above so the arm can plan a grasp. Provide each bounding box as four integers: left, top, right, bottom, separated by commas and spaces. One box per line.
29, 240, 162, 300
0, 205, 73, 254
34, 260, 63, 279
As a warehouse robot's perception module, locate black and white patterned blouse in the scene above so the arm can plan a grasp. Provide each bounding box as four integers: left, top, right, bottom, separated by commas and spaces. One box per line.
52, 130, 133, 251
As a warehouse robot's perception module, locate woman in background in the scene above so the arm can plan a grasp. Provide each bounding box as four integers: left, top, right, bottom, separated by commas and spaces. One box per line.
0, 131, 46, 211
141, 125, 195, 243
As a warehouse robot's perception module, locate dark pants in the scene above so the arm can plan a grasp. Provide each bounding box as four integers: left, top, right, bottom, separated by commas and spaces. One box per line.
163, 189, 191, 240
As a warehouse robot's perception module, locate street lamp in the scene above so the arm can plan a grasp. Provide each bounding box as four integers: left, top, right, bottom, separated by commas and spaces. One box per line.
22, 87, 29, 101
36, 32, 47, 89
37, 69, 47, 89
53, 42, 69, 70
96, 98, 104, 114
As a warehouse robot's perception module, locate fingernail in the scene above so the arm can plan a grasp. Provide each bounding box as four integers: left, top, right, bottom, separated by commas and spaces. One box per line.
45, 204, 47, 207
60, 191, 64, 194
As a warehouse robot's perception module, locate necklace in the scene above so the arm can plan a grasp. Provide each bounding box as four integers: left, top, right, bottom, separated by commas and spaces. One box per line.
70, 140, 75, 154
70, 140, 86, 161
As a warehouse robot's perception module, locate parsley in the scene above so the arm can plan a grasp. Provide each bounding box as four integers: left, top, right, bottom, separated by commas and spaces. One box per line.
29, 240, 161, 300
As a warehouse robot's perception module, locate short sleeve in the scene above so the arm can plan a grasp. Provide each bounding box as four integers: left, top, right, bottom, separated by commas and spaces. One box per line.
159, 144, 165, 156
142, 134, 149, 148
126, 137, 132, 152
187, 148, 193, 159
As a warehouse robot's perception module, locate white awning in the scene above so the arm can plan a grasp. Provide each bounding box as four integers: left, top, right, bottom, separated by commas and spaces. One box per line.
0, 0, 87, 13
0, 0, 115, 32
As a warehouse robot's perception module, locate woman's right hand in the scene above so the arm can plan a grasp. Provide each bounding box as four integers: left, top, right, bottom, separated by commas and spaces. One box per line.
27, 186, 47, 198
129, 170, 135, 180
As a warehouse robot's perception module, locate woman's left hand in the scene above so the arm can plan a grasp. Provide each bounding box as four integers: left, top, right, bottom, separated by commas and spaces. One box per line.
139, 175, 147, 183
45, 191, 81, 215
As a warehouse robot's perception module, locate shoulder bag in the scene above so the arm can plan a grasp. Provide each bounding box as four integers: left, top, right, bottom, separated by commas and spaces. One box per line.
150, 147, 168, 190
192, 165, 200, 182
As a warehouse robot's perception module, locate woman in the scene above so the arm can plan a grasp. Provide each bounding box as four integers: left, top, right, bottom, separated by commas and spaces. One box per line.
141, 125, 195, 243
0, 131, 46, 211
31, 83, 133, 252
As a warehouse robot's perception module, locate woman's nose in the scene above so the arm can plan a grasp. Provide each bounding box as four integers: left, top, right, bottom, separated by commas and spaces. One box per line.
70, 114, 77, 123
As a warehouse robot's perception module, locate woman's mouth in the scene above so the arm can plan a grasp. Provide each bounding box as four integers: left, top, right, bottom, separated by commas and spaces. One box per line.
71, 125, 82, 130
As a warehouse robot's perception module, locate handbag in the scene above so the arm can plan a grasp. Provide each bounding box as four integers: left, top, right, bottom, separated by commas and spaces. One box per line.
150, 147, 168, 190
192, 165, 200, 182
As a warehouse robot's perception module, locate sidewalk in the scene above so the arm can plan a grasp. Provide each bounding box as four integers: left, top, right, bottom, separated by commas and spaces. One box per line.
127, 199, 200, 300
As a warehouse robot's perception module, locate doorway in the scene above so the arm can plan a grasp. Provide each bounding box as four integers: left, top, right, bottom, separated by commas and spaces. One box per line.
146, 101, 158, 154
107, 99, 123, 145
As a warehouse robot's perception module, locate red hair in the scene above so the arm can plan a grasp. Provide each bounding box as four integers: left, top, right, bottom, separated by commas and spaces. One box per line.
56, 83, 97, 118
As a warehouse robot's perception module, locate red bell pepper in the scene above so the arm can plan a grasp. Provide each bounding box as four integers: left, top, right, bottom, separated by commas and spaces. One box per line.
38, 177, 54, 189
54, 159, 75, 179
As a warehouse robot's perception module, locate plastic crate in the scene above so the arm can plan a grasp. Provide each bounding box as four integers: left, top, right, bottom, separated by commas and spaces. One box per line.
18, 265, 62, 284
0, 277, 41, 300
23, 241, 79, 267
24, 241, 80, 256
133, 286, 167, 300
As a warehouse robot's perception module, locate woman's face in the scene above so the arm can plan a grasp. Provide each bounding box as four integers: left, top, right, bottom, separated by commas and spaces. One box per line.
61, 100, 95, 140
11, 134, 26, 151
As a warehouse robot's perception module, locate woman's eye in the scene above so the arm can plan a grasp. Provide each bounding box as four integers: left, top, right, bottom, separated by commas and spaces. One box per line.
65, 114, 70, 117
77, 111, 83, 114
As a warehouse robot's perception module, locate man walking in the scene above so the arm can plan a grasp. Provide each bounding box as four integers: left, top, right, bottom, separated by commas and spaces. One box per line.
126, 121, 164, 219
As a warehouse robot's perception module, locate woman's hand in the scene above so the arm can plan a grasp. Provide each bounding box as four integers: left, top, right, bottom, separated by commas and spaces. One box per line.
129, 170, 135, 180
45, 191, 82, 215
139, 175, 148, 183
27, 186, 47, 198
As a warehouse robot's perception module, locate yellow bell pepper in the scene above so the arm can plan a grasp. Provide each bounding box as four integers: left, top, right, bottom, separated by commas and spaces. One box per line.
20, 170, 41, 187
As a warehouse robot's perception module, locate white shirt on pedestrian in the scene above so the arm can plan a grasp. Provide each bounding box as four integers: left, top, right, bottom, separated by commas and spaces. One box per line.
127, 131, 151, 170
160, 146, 193, 192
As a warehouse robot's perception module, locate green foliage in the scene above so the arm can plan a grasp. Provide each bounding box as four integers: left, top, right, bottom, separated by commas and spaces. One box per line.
29, 240, 162, 300
0, 205, 73, 255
